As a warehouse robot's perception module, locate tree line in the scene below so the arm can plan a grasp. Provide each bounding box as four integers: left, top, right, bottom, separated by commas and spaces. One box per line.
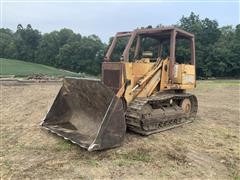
0, 24, 105, 75
0, 12, 239, 77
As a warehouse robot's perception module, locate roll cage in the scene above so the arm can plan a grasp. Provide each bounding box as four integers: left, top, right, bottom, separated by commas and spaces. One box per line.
104, 27, 195, 83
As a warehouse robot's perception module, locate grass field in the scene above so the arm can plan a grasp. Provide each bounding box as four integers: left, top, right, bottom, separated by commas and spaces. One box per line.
0, 58, 80, 77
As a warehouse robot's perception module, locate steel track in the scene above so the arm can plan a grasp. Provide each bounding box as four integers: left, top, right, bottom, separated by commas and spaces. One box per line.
125, 93, 198, 135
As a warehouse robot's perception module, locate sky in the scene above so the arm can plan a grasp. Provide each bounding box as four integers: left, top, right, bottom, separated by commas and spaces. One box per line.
1, 0, 239, 42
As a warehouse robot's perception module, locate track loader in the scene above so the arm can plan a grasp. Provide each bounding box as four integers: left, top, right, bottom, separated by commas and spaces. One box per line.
41, 27, 198, 151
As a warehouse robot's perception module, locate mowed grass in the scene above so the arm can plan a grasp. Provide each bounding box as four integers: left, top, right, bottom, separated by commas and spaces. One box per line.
0, 58, 81, 77
197, 79, 240, 87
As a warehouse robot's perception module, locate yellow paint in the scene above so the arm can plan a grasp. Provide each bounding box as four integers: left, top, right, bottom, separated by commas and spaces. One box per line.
103, 58, 196, 104
173, 64, 195, 85
160, 59, 169, 91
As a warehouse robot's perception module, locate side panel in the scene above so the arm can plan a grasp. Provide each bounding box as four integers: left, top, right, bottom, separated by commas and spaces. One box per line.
160, 59, 196, 91
132, 63, 154, 85
124, 62, 155, 104
173, 64, 195, 85
173, 64, 182, 84
182, 65, 195, 85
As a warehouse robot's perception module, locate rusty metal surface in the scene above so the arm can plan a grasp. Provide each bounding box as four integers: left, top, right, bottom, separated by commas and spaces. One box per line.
102, 62, 123, 93
103, 69, 120, 93
41, 77, 126, 151
104, 32, 132, 61
104, 27, 195, 68
169, 29, 177, 83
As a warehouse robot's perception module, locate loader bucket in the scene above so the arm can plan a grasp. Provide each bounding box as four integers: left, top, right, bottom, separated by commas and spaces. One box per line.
41, 77, 126, 151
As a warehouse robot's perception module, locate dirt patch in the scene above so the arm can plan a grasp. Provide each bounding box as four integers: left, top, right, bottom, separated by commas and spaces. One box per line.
1, 80, 239, 179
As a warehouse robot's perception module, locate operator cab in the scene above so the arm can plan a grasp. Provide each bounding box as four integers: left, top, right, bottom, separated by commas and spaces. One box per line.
103, 27, 196, 92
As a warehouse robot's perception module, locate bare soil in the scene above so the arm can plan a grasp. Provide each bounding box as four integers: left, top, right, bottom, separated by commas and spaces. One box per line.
1, 80, 239, 179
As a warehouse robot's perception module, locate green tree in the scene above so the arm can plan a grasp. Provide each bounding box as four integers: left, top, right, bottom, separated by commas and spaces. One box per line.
0, 28, 16, 59
35, 31, 61, 65
179, 12, 221, 77
35, 28, 81, 66
1, 20, 239, 77
56, 34, 104, 75
15, 24, 41, 61
229, 25, 240, 77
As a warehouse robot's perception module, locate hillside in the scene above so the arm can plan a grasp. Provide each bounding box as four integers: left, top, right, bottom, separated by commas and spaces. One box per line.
0, 58, 81, 77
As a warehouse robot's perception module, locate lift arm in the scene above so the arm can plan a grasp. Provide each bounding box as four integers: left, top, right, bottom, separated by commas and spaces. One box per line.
131, 59, 163, 97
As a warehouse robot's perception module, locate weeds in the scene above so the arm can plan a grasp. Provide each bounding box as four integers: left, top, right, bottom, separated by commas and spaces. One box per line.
86, 159, 99, 167
166, 142, 188, 164
114, 148, 153, 165
234, 175, 240, 180
3, 160, 13, 169
114, 158, 135, 167
123, 149, 152, 162
221, 155, 240, 179
55, 140, 72, 151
